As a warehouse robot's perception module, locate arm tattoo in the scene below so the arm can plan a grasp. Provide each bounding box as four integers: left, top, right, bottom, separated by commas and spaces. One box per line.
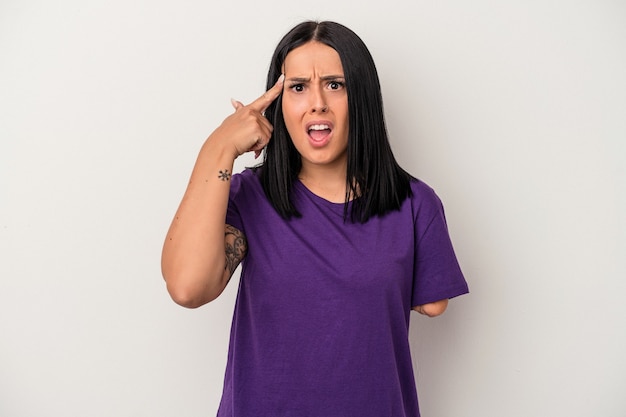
218, 169, 231, 181
224, 225, 247, 275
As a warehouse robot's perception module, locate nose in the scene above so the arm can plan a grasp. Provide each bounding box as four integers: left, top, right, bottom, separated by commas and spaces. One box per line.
310, 86, 328, 113
312, 104, 328, 113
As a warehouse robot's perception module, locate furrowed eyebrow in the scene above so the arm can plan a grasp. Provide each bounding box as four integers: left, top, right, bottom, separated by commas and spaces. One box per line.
287, 77, 310, 83
320, 75, 345, 81
286, 75, 345, 83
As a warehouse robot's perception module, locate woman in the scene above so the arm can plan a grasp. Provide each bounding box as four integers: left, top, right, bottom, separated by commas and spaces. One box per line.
162, 21, 468, 417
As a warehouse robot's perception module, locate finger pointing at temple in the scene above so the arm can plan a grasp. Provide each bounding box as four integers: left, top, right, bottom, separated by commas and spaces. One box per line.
249, 74, 285, 113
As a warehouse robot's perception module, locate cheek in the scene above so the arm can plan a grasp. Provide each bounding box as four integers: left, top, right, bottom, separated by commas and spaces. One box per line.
282, 97, 307, 131
332, 97, 349, 131
281, 104, 298, 139
283, 95, 307, 115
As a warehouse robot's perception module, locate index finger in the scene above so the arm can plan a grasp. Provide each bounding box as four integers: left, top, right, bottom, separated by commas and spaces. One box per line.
248, 74, 285, 114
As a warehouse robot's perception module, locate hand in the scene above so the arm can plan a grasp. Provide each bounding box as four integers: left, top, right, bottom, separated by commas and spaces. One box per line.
210, 74, 284, 159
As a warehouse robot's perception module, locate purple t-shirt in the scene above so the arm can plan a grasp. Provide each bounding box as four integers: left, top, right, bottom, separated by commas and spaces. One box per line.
218, 168, 468, 417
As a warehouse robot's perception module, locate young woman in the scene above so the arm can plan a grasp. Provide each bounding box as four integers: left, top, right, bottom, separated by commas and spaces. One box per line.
162, 21, 468, 417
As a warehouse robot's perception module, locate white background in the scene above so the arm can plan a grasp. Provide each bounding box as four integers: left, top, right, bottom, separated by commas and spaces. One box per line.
1, 1, 625, 416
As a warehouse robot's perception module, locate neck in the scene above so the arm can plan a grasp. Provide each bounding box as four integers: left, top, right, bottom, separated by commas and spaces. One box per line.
298, 161, 350, 203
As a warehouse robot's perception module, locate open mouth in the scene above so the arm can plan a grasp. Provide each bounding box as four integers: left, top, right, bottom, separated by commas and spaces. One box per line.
307, 123, 332, 142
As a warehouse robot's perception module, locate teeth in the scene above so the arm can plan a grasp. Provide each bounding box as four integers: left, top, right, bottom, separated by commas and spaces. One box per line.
308, 124, 330, 131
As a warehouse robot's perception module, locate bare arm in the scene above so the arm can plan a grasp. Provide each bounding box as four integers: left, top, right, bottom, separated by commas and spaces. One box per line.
161, 141, 241, 308
161, 76, 284, 308
413, 299, 449, 317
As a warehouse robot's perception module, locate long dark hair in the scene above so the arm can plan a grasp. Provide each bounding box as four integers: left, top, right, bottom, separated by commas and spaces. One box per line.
261, 21, 412, 223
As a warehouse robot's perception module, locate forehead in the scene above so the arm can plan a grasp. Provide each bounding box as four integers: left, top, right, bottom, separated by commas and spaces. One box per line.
283, 41, 344, 74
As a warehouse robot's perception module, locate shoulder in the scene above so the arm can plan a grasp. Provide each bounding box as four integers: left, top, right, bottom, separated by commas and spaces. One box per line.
408, 178, 445, 215
227, 168, 268, 230
230, 167, 262, 196
232, 166, 261, 184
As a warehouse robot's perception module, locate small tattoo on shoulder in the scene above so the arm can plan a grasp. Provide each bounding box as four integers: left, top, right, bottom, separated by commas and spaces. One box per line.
218, 169, 231, 181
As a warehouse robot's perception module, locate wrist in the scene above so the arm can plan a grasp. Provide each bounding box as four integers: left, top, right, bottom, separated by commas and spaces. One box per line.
202, 135, 240, 163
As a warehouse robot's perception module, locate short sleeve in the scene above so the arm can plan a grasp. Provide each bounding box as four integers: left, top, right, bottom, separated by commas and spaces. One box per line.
225, 173, 245, 234
411, 184, 469, 307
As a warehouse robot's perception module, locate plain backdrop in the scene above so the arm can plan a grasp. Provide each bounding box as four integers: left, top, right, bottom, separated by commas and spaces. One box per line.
1, 1, 625, 416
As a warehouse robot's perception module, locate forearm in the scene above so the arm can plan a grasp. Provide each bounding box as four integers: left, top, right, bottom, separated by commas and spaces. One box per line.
161, 139, 237, 308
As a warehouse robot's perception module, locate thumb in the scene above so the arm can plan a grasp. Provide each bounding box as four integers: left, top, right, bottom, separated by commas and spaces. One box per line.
230, 98, 245, 111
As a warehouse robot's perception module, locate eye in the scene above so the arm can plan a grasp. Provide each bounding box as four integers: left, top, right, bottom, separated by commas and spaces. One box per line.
328, 80, 344, 90
289, 83, 305, 92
